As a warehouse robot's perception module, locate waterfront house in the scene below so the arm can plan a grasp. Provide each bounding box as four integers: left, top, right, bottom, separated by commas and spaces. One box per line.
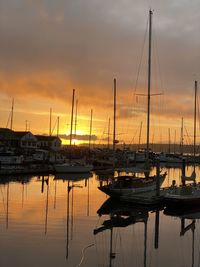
0, 128, 37, 149
15, 131, 37, 149
35, 135, 61, 151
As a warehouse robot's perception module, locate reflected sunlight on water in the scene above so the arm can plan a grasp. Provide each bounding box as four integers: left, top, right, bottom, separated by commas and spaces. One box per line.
0, 166, 200, 266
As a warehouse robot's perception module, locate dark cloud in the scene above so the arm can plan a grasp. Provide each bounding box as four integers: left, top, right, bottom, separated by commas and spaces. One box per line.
0, 0, 200, 140
60, 134, 97, 141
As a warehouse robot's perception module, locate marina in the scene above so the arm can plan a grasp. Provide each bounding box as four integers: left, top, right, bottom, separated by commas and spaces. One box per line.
1, 0, 200, 266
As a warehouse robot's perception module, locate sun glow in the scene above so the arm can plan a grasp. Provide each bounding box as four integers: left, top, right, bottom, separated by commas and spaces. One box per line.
71, 139, 82, 145
61, 138, 86, 146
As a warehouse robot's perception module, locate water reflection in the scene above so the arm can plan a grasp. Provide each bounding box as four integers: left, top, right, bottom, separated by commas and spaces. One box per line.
54, 172, 92, 181
0, 175, 34, 229
1, 166, 200, 266
164, 206, 200, 267
94, 198, 163, 267
0, 174, 34, 184
0, 172, 97, 266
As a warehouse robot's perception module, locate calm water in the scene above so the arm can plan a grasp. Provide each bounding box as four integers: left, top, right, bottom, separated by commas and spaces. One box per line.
0, 165, 200, 267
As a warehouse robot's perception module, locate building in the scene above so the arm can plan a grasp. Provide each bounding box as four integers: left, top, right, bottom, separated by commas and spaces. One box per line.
35, 135, 61, 151
0, 128, 61, 151
15, 131, 37, 149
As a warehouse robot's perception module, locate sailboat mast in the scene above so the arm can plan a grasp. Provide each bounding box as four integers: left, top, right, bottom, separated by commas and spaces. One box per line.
70, 89, 75, 146
173, 129, 176, 154
194, 80, 197, 168
49, 108, 52, 136
180, 117, 184, 155
168, 128, 171, 153
74, 100, 78, 139
57, 116, 60, 137
138, 121, 143, 150
146, 10, 153, 167
10, 99, 14, 130
113, 78, 116, 167
89, 109, 93, 150
108, 117, 110, 149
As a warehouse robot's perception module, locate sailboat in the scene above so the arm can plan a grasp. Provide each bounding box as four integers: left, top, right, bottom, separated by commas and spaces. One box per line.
164, 80, 200, 206
54, 89, 93, 174
98, 10, 166, 198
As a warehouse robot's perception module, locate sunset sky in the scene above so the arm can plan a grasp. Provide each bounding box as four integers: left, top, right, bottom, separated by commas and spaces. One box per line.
0, 0, 200, 145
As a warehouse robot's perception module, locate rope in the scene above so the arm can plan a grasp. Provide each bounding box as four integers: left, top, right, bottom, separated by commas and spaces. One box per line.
76, 243, 94, 267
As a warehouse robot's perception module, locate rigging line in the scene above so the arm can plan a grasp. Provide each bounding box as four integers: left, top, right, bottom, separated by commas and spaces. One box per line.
51, 119, 57, 135
76, 243, 94, 267
153, 23, 165, 95
129, 127, 139, 145
133, 17, 149, 96
123, 17, 149, 145
98, 121, 107, 145
6, 111, 11, 128
184, 126, 192, 147
127, 17, 149, 130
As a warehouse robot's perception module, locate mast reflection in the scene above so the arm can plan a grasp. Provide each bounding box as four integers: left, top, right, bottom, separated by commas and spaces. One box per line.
164, 206, 200, 267
94, 198, 163, 267
54, 172, 92, 260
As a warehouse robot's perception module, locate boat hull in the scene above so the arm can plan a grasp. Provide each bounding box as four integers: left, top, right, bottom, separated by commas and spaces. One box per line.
98, 174, 166, 198
99, 183, 158, 198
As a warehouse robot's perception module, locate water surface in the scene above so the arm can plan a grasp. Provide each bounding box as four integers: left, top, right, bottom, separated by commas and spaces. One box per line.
0, 166, 200, 267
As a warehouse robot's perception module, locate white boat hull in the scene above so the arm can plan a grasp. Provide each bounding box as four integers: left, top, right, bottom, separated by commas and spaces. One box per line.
99, 174, 166, 198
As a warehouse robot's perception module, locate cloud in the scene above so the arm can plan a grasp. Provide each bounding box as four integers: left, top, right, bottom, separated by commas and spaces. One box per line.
0, 0, 200, 141
60, 134, 97, 141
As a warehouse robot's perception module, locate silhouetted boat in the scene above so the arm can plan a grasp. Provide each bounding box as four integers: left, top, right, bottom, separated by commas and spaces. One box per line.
98, 171, 166, 198
98, 10, 167, 199
164, 81, 200, 207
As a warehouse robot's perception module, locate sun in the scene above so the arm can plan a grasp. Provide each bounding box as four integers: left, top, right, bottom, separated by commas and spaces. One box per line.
71, 139, 81, 145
